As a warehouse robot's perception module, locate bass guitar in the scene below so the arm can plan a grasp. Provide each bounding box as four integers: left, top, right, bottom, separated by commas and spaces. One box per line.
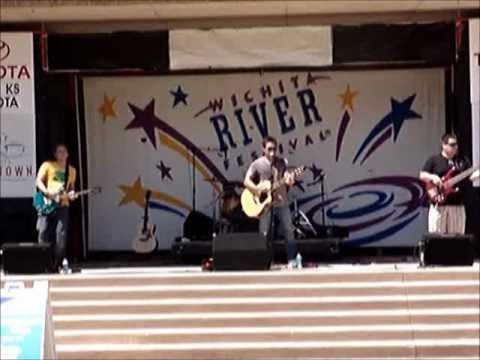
425, 166, 479, 205
132, 190, 158, 253
241, 166, 305, 218
33, 187, 101, 215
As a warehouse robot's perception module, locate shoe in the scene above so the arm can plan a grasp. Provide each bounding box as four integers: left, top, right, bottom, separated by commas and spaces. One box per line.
287, 260, 296, 269
295, 253, 303, 269
59, 258, 72, 274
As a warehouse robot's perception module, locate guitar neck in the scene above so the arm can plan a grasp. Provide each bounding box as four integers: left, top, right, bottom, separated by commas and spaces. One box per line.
445, 167, 477, 187
273, 177, 289, 191
272, 166, 304, 190
142, 193, 151, 231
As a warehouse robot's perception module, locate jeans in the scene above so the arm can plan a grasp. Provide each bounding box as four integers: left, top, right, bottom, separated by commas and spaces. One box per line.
259, 205, 297, 261
37, 207, 69, 268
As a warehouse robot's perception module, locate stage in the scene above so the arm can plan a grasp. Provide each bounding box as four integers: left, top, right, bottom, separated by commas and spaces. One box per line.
1, 262, 479, 360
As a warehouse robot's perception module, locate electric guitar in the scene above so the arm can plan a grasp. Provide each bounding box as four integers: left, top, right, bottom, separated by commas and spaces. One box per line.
425, 166, 479, 205
33, 187, 101, 215
132, 190, 158, 253
241, 166, 306, 218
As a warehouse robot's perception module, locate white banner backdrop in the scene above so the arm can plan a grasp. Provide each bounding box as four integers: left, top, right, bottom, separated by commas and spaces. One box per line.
84, 69, 444, 250
0, 32, 36, 198
169, 26, 332, 69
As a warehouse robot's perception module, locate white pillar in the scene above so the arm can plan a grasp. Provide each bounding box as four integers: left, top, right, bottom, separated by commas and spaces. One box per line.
469, 18, 480, 187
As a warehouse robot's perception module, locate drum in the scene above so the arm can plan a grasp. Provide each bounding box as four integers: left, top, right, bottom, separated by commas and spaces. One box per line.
220, 191, 240, 219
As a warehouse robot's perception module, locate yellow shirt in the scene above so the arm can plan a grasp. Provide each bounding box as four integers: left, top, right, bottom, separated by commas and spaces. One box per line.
37, 161, 77, 206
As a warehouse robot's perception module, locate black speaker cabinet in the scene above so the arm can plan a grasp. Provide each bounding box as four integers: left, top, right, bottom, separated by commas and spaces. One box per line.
1, 243, 53, 274
183, 211, 214, 241
420, 234, 475, 266
213, 232, 271, 271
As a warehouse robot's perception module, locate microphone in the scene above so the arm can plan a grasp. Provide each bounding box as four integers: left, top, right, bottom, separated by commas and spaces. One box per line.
198, 146, 221, 152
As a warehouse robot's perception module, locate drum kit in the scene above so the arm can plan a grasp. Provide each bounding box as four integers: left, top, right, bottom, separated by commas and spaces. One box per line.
203, 177, 245, 224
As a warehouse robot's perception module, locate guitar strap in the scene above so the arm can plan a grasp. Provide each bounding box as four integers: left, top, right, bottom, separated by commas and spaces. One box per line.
454, 156, 467, 171
64, 157, 70, 191
270, 163, 275, 182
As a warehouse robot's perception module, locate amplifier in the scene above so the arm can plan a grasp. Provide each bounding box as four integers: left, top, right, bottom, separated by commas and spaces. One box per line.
419, 234, 475, 266
1, 242, 54, 274
213, 232, 271, 271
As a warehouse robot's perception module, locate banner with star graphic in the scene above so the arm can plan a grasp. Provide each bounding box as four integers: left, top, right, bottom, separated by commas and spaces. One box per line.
84, 68, 444, 250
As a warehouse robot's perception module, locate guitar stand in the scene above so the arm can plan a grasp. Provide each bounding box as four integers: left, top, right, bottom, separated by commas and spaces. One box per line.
210, 183, 223, 238
292, 200, 318, 238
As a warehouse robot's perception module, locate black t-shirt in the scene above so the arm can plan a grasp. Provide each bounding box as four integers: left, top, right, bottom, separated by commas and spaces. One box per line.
422, 154, 471, 205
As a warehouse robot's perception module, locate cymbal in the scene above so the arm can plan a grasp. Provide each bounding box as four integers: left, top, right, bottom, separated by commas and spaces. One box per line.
203, 178, 243, 188
223, 180, 244, 187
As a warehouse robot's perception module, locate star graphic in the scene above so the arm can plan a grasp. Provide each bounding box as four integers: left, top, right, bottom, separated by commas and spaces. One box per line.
118, 177, 146, 207
353, 94, 421, 163
307, 164, 324, 186
389, 95, 422, 141
98, 93, 117, 122
338, 84, 359, 111
125, 99, 164, 149
170, 85, 188, 107
156, 161, 173, 181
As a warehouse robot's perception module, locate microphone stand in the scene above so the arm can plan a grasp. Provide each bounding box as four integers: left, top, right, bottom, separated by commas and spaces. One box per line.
191, 146, 223, 239
319, 173, 326, 226
190, 146, 222, 213
192, 149, 196, 212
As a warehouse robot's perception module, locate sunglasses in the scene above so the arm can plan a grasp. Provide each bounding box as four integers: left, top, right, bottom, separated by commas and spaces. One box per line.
266, 147, 277, 151
447, 142, 458, 147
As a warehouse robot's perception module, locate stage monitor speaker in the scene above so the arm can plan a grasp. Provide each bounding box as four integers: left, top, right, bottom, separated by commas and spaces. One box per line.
213, 232, 271, 271
420, 233, 475, 266
183, 211, 214, 241
1, 243, 54, 274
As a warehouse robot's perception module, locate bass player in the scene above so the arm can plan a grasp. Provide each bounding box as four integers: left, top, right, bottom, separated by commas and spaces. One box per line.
420, 133, 479, 234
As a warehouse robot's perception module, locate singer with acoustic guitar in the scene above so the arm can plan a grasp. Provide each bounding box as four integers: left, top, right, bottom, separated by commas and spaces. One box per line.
420, 133, 479, 234
242, 136, 305, 269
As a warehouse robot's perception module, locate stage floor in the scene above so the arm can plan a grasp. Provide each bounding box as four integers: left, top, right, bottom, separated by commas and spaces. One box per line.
2, 263, 479, 360
1, 260, 479, 277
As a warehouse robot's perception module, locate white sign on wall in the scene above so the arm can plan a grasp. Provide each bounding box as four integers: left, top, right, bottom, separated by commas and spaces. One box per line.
170, 26, 332, 69
84, 69, 444, 250
0, 32, 36, 198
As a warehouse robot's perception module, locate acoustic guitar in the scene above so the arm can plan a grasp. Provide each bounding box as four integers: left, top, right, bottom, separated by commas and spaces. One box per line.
132, 190, 158, 253
241, 166, 305, 218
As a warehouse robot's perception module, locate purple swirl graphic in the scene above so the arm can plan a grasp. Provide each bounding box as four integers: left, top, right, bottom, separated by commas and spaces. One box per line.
299, 176, 426, 245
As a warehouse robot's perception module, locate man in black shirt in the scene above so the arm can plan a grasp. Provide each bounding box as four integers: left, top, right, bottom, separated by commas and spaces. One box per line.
420, 134, 479, 234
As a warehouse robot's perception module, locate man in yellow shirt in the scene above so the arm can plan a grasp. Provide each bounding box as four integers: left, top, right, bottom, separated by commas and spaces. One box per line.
35, 143, 77, 271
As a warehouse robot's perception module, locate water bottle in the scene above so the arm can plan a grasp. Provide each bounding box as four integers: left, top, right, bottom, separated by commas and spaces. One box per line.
296, 253, 303, 269
61, 258, 71, 274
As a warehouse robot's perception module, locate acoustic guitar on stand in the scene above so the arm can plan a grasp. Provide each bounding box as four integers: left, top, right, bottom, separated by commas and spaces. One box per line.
425, 166, 479, 205
241, 166, 305, 218
132, 190, 158, 253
